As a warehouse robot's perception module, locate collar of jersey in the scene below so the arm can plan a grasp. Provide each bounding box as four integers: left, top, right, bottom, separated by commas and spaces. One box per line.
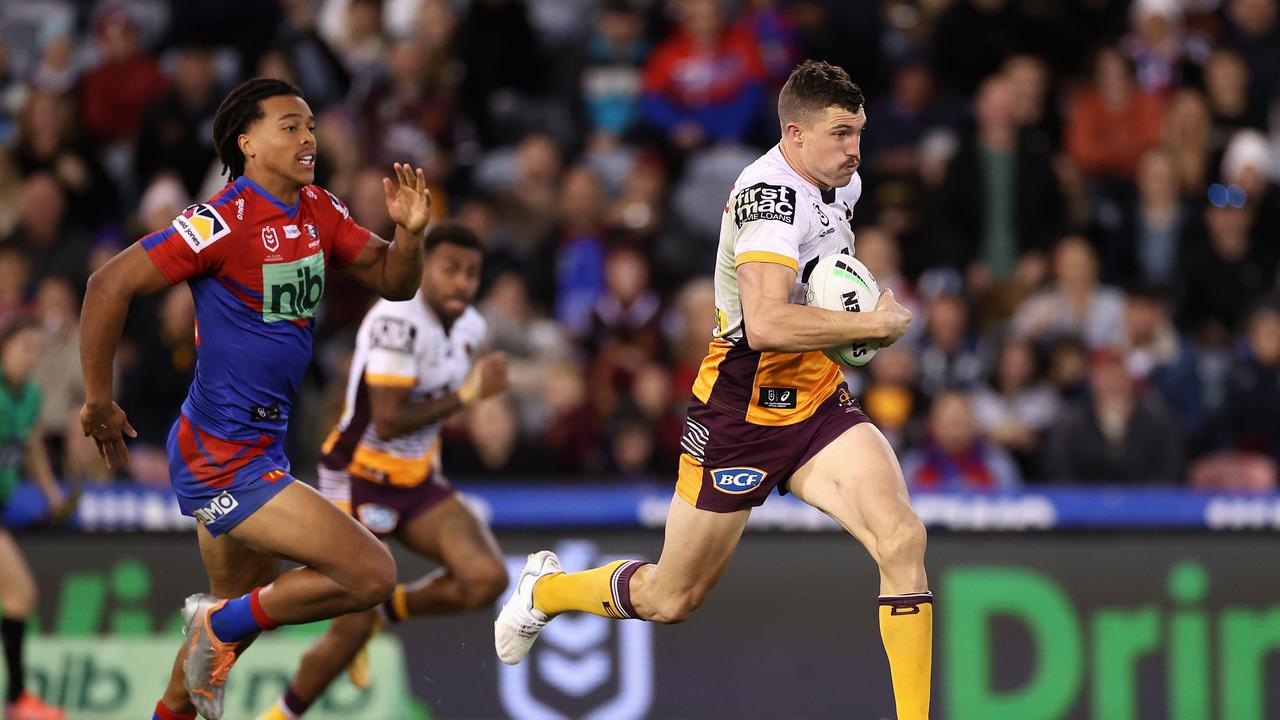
236, 176, 300, 217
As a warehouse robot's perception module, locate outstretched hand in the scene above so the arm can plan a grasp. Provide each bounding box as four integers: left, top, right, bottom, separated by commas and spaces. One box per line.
384, 162, 432, 236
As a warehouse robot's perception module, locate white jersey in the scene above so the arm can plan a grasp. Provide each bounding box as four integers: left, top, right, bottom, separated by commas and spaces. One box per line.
693, 145, 861, 426
320, 292, 486, 488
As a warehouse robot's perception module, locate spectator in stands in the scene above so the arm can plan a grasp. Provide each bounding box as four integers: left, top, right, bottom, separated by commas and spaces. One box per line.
1013, 235, 1126, 349
1046, 334, 1090, 400
1123, 0, 1205, 98
1203, 49, 1265, 142
1220, 129, 1280, 241
737, 0, 801, 91
134, 42, 221, 196
3, 174, 90, 287
77, 7, 168, 146
666, 276, 714, 398
1043, 348, 1184, 483
271, 0, 352, 112
1177, 187, 1276, 346
1002, 53, 1058, 150
30, 277, 83, 477
318, 0, 388, 81
1219, 300, 1280, 464
972, 336, 1059, 477
1120, 285, 1204, 441
443, 395, 550, 477
492, 132, 563, 265
861, 343, 927, 452
541, 165, 611, 334
359, 38, 459, 172
917, 293, 987, 397
10, 90, 116, 229
856, 226, 923, 345
931, 73, 1064, 284
577, 0, 649, 147
641, 0, 765, 150
540, 362, 602, 474
1103, 147, 1191, 285
1065, 45, 1165, 185
584, 245, 664, 420
902, 390, 1021, 490
1162, 88, 1214, 199
0, 247, 30, 329
1220, 0, 1280, 115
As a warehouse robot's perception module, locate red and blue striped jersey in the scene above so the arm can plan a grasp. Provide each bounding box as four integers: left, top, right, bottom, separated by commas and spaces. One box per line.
141, 176, 371, 441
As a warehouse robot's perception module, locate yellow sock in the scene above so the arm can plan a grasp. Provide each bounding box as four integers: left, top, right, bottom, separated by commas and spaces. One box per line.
533, 560, 648, 619
388, 584, 409, 622
879, 593, 933, 720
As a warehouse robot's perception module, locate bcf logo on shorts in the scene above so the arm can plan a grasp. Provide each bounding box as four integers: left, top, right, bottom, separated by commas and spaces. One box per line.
193, 492, 240, 526
356, 503, 400, 534
711, 467, 767, 494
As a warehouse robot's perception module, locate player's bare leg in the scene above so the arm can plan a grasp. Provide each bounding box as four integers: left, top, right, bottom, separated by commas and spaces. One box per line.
496, 495, 747, 663
158, 482, 395, 719
0, 529, 65, 719
789, 423, 931, 720
268, 497, 506, 718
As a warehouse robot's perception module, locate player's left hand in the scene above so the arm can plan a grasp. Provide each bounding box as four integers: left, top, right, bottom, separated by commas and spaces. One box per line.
384, 162, 432, 236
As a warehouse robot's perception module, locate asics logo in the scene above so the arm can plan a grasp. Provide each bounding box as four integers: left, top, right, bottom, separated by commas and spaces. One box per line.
710, 467, 767, 494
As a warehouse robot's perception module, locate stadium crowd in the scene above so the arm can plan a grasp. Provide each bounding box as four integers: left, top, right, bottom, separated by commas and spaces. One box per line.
1, 0, 1278, 490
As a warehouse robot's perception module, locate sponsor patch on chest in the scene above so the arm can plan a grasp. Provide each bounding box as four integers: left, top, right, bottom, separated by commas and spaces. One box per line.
734, 183, 797, 227
262, 252, 326, 322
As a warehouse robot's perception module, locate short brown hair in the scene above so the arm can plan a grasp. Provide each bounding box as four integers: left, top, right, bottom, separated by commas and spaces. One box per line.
778, 60, 865, 126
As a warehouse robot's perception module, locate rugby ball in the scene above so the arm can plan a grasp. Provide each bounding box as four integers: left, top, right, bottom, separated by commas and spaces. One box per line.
805, 254, 881, 367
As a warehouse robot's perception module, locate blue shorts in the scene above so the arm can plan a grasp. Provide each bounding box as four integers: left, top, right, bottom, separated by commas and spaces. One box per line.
167, 414, 295, 537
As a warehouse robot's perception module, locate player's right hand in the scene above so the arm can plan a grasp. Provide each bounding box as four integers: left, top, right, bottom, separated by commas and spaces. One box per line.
79, 401, 138, 470
875, 288, 912, 347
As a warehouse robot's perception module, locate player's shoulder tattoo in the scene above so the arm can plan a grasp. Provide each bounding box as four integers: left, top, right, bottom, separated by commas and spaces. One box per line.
369, 316, 417, 354
733, 181, 798, 228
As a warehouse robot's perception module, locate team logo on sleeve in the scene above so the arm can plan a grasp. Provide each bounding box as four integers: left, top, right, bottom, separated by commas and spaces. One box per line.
733, 183, 796, 227
370, 317, 416, 353
324, 189, 351, 219
172, 204, 230, 253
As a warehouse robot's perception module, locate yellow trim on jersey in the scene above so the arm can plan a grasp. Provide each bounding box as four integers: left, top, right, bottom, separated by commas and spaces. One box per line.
365, 373, 416, 388
676, 453, 704, 507
320, 428, 339, 455
351, 444, 433, 488
692, 338, 731, 404
746, 350, 842, 426
735, 251, 799, 272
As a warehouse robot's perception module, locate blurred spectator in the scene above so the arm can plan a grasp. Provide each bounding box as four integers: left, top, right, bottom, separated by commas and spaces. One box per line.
1002, 53, 1059, 149
1203, 49, 1265, 142
458, 0, 545, 147
1065, 45, 1165, 184
585, 245, 664, 419
3, 173, 91, 287
1177, 190, 1276, 345
359, 38, 460, 173
666, 276, 715, 397
136, 174, 191, 236
916, 293, 987, 397
577, 0, 649, 146
78, 7, 169, 145
1161, 88, 1214, 199
541, 164, 610, 333
1218, 301, 1280, 464
1013, 235, 1125, 349
855, 226, 923, 346
135, 42, 221, 196
271, 0, 352, 112
1043, 348, 1184, 483
1188, 450, 1277, 490
641, 0, 765, 150
901, 390, 1021, 490
972, 336, 1059, 474
540, 362, 602, 473
30, 277, 84, 476
1045, 335, 1090, 400
1220, 128, 1280, 240
10, 90, 117, 228
860, 343, 926, 452
1124, 0, 1207, 97
318, 0, 388, 80
491, 132, 563, 265
1220, 0, 1280, 116
1120, 285, 1205, 441
0, 247, 30, 331
443, 394, 551, 477
117, 284, 196, 484
931, 73, 1064, 283
1105, 147, 1192, 285
862, 55, 957, 186
737, 0, 800, 90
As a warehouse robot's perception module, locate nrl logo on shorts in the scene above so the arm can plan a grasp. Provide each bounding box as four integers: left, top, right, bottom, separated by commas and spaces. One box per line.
499, 540, 653, 720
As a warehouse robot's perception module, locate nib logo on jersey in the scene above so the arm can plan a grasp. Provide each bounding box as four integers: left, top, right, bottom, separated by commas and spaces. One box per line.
499, 540, 653, 720
734, 182, 796, 227
262, 252, 325, 322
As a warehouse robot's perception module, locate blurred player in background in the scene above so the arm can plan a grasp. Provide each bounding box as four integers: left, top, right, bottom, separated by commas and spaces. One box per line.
0, 322, 67, 720
258, 222, 510, 720
496, 60, 931, 718
78, 78, 432, 720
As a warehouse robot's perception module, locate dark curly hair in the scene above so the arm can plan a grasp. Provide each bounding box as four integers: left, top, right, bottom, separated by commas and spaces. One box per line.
212, 78, 304, 180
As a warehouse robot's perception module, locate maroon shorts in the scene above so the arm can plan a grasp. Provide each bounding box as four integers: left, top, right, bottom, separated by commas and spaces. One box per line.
676, 383, 871, 513
349, 471, 457, 539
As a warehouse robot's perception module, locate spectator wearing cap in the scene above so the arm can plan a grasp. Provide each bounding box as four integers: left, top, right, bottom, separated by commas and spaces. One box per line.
1220, 129, 1280, 241
1043, 347, 1184, 483
641, 0, 765, 151
1123, 0, 1208, 97
902, 390, 1021, 491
